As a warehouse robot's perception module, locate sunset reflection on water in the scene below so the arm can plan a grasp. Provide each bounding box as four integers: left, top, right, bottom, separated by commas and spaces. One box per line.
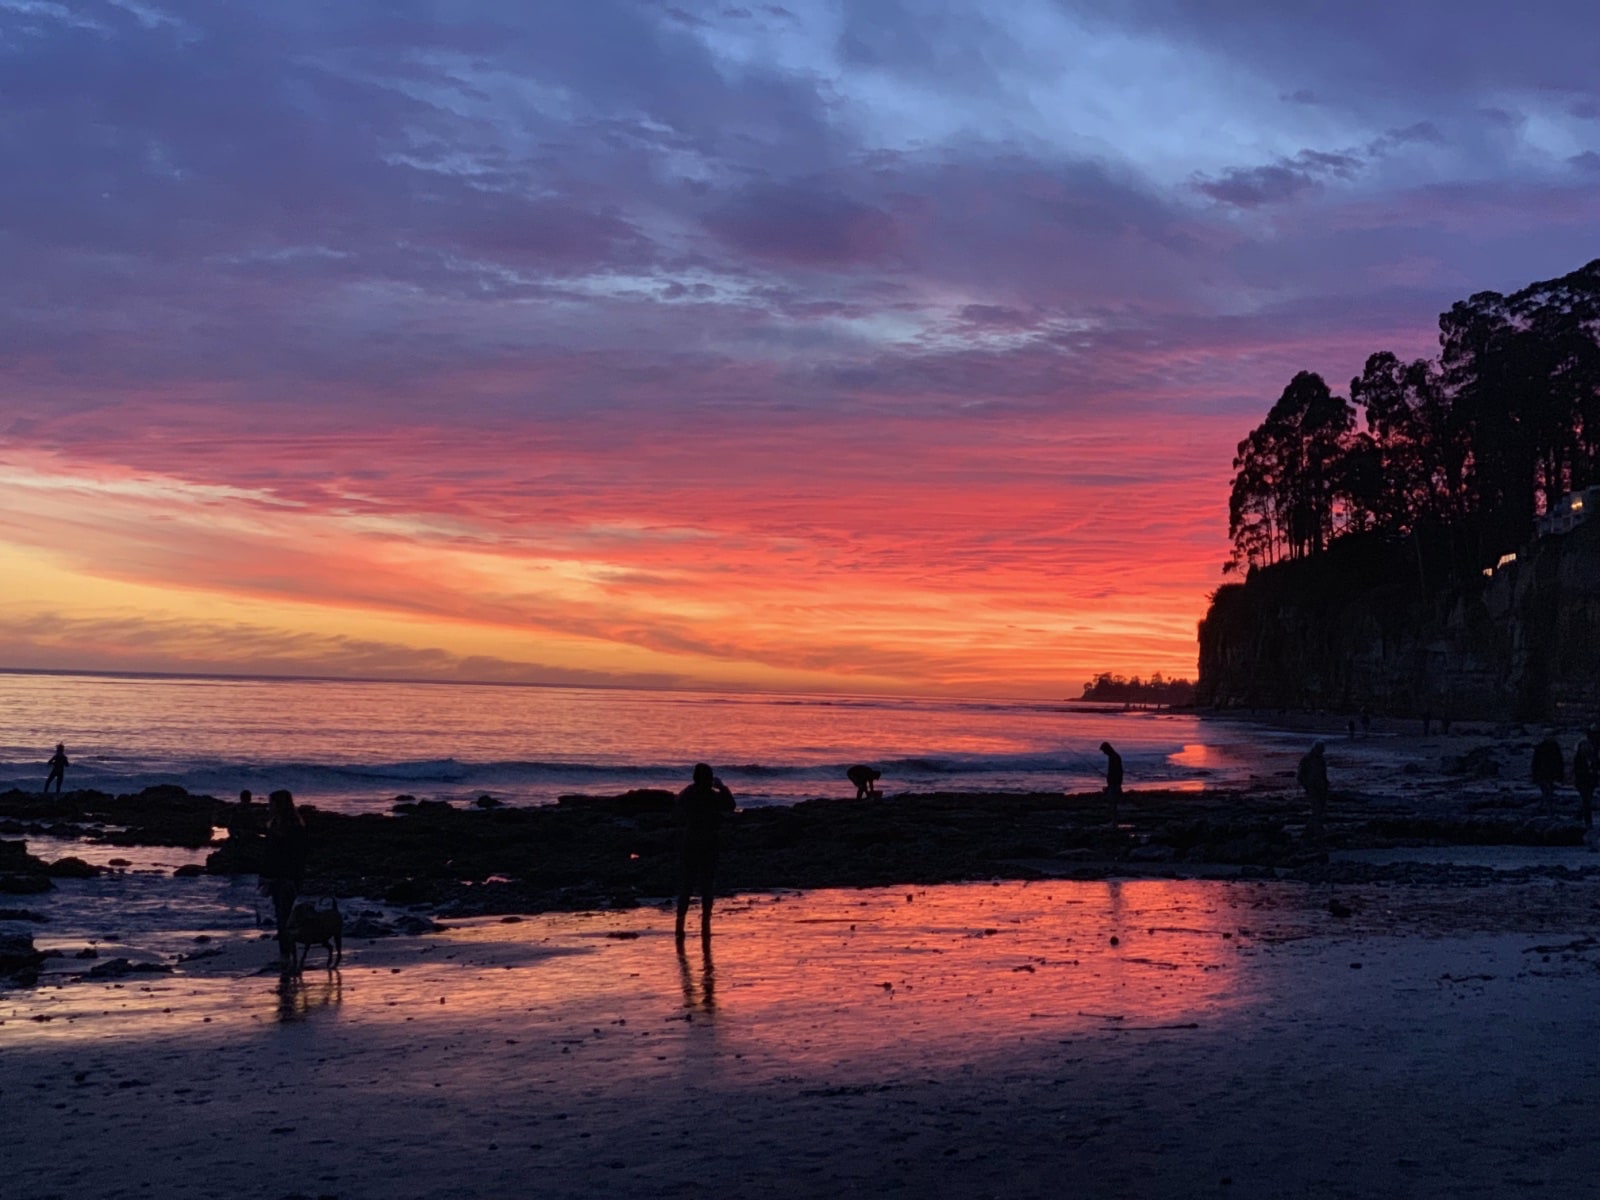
4, 880, 1265, 1071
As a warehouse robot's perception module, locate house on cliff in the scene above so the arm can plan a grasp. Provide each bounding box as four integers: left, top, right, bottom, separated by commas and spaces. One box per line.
1537, 486, 1600, 539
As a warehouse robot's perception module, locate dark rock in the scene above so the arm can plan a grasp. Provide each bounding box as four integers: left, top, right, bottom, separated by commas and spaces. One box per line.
0, 931, 46, 985
344, 914, 395, 939
383, 878, 430, 905
86, 957, 174, 978
0, 874, 52, 895
394, 914, 442, 936
0, 839, 50, 873
0, 908, 46, 922
557, 789, 676, 816
1444, 746, 1501, 778
172, 864, 205, 878
1128, 843, 1175, 863
476, 795, 502, 809
47, 856, 100, 879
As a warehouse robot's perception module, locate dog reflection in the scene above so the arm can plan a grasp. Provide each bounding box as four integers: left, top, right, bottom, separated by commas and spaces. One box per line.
677, 941, 715, 1012
275, 970, 343, 1023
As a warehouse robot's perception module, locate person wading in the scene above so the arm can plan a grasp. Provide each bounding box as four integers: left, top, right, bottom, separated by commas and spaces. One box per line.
675, 763, 735, 945
44, 743, 68, 794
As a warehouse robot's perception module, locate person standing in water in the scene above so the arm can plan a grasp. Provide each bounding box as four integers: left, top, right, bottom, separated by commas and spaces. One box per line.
675, 763, 735, 944
260, 790, 309, 971
1099, 742, 1123, 824
44, 743, 68, 793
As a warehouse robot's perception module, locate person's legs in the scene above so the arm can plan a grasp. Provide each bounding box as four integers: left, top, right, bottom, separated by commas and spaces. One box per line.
675, 843, 698, 941
270, 881, 297, 967
698, 849, 717, 940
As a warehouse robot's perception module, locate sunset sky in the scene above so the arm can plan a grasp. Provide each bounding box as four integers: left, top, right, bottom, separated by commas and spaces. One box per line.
2, 0, 1597, 697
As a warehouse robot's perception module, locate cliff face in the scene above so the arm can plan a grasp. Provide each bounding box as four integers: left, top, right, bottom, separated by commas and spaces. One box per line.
1196, 522, 1600, 721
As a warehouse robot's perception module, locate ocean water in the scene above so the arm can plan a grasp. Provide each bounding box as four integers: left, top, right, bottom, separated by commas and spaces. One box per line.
0, 671, 1294, 811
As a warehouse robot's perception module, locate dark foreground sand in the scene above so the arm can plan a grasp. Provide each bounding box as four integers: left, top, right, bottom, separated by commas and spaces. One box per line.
8, 871, 1600, 1200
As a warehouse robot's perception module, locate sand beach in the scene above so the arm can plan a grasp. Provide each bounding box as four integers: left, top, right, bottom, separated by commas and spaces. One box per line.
8, 874, 1600, 1199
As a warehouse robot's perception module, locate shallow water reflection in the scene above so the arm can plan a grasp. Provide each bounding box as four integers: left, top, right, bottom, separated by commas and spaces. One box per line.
275, 971, 344, 1023
5, 880, 1271, 1065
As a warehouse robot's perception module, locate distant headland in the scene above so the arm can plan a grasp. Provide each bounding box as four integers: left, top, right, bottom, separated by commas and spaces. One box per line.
1079, 672, 1195, 707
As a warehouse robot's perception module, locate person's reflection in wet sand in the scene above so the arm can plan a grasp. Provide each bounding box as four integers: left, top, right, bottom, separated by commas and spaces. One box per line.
676, 939, 716, 1013
275, 969, 343, 1023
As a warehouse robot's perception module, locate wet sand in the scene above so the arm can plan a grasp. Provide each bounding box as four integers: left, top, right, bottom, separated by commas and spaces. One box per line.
8, 874, 1600, 1199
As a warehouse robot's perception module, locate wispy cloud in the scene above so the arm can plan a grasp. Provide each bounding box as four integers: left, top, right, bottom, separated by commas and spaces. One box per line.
1, 0, 1595, 693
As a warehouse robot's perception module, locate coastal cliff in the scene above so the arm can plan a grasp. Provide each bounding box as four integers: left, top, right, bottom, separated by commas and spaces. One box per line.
1197, 521, 1600, 721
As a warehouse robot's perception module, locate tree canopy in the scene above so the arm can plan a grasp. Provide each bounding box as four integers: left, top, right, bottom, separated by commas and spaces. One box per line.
1226, 259, 1600, 576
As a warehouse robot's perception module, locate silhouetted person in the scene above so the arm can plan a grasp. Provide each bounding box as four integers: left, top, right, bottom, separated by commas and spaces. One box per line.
1532, 737, 1565, 808
846, 764, 881, 799
229, 789, 255, 843
43, 743, 68, 793
1298, 742, 1329, 840
1573, 731, 1598, 830
1099, 742, 1123, 824
675, 763, 734, 944
260, 789, 308, 971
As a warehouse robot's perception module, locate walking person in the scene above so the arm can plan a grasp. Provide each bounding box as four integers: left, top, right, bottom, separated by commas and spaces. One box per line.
1298, 741, 1330, 841
260, 790, 309, 972
43, 743, 68, 793
1099, 742, 1123, 825
675, 763, 735, 944
1573, 730, 1599, 829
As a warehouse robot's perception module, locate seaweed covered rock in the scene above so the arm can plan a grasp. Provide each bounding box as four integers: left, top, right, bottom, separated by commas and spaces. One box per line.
0, 931, 45, 986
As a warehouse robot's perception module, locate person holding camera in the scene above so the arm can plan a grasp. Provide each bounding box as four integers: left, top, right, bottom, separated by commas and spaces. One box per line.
675, 763, 735, 944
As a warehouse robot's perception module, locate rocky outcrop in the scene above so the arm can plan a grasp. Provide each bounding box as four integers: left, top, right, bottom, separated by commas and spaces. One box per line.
1197, 520, 1600, 721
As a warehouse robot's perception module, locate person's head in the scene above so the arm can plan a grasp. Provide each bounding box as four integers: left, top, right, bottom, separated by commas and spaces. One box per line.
55, 743, 64, 752
1099, 742, 1113, 755
267, 789, 302, 828
239, 789, 252, 805
692, 762, 714, 787
1311, 741, 1325, 756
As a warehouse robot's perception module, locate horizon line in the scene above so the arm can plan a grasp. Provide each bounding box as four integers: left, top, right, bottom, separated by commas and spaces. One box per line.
0, 665, 1116, 705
